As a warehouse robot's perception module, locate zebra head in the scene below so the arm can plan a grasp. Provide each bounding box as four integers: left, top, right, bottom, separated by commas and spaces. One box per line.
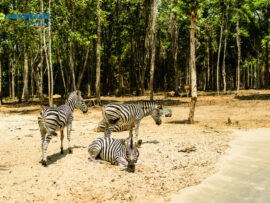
150, 103, 163, 125
121, 138, 142, 172
75, 90, 88, 113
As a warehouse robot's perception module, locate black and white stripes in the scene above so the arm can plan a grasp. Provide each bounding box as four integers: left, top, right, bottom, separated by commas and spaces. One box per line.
102, 101, 163, 141
38, 90, 88, 166
88, 137, 142, 172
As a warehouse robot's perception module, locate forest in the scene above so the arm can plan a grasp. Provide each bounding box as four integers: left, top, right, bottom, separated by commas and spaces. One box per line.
0, 0, 269, 106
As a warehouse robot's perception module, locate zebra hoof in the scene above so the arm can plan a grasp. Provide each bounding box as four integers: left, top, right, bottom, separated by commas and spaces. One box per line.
60, 149, 64, 154
68, 148, 73, 154
42, 160, 47, 167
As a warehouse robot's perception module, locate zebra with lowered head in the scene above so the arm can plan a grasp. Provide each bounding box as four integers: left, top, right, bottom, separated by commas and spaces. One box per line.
102, 101, 163, 141
88, 137, 142, 172
38, 90, 88, 166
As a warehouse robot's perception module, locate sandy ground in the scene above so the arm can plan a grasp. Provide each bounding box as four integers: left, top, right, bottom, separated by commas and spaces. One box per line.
0, 90, 269, 202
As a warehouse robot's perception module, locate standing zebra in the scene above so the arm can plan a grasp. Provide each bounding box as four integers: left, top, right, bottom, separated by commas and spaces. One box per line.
38, 90, 88, 166
102, 101, 163, 141
97, 108, 172, 132
88, 137, 142, 172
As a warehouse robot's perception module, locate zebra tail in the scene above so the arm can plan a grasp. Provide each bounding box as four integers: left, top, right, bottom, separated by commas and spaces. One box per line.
40, 115, 57, 136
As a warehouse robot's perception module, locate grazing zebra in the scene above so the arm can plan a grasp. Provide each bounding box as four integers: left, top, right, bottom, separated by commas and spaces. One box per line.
102, 101, 163, 141
97, 108, 171, 132
88, 137, 142, 172
38, 90, 88, 166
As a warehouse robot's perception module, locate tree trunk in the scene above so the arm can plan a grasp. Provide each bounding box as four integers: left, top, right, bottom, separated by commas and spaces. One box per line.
118, 55, 123, 96
206, 35, 210, 90
12, 57, 15, 99
171, 12, 179, 91
130, 38, 135, 95
216, 14, 224, 94
251, 63, 253, 88
77, 46, 90, 90
265, 42, 269, 87
149, 0, 157, 101
222, 6, 229, 93
236, 17, 241, 91
188, 8, 198, 124
95, 0, 101, 105
69, 42, 76, 91
48, 0, 53, 106
0, 49, 2, 105
57, 47, 67, 95
247, 64, 250, 88
23, 51, 29, 103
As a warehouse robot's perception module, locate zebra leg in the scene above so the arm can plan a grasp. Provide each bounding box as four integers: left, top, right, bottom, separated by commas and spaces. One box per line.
115, 157, 128, 167
67, 124, 72, 154
40, 129, 46, 165
128, 123, 135, 140
88, 148, 103, 163
104, 122, 111, 138
60, 130, 64, 154
134, 121, 140, 143
42, 134, 52, 166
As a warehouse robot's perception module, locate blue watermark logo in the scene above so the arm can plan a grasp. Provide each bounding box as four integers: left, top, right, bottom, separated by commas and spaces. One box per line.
0, 13, 51, 25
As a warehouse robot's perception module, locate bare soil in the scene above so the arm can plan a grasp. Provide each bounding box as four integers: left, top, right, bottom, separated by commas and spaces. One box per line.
0, 90, 269, 202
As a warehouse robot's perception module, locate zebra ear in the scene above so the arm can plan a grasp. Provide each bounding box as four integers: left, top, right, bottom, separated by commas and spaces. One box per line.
76, 90, 80, 96
136, 140, 142, 148
121, 140, 128, 147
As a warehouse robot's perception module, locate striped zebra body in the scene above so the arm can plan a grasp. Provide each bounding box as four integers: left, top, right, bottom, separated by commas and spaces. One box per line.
38, 90, 87, 166
88, 137, 142, 172
97, 108, 172, 132
102, 101, 162, 141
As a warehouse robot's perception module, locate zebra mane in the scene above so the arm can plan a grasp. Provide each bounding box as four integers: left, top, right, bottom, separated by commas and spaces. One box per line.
138, 101, 158, 110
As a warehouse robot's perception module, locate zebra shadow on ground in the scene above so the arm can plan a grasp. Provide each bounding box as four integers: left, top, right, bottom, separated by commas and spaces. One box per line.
235, 94, 270, 100
39, 145, 86, 166
142, 140, 159, 145
0, 165, 9, 172
167, 120, 199, 124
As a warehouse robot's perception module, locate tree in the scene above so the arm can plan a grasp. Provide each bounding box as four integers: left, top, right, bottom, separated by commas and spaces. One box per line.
95, 0, 101, 105
149, 0, 157, 101
188, 5, 199, 124
23, 51, 29, 102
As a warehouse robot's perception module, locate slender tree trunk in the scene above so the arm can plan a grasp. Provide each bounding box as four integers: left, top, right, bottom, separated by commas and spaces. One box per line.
0, 49, 2, 105
206, 36, 210, 90
12, 57, 15, 99
188, 8, 198, 124
265, 42, 269, 87
222, 6, 229, 93
23, 51, 29, 102
95, 0, 101, 105
247, 65, 250, 88
172, 12, 179, 91
217, 14, 224, 94
256, 53, 260, 89
251, 63, 253, 88
118, 55, 123, 96
57, 47, 67, 95
130, 38, 135, 94
48, 0, 53, 106
69, 42, 76, 91
77, 46, 90, 90
236, 17, 241, 91
31, 63, 34, 97
149, 0, 157, 101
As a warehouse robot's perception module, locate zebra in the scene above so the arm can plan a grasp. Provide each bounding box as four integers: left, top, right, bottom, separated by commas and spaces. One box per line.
102, 101, 163, 141
96, 108, 171, 132
38, 90, 88, 166
88, 137, 142, 172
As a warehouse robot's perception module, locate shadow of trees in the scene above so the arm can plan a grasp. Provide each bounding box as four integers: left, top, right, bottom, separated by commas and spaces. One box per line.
235, 94, 270, 100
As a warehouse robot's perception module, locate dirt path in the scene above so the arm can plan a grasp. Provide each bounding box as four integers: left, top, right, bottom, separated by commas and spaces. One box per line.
170, 128, 270, 203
